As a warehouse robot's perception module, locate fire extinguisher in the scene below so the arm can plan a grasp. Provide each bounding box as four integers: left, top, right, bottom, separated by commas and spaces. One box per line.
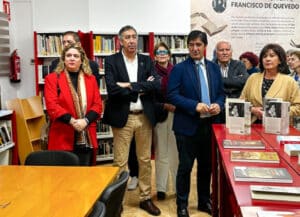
10, 49, 21, 82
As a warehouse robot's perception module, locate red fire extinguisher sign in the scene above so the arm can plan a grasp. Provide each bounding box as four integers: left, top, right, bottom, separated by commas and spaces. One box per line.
3, 0, 10, 21
10, 49, 21, 82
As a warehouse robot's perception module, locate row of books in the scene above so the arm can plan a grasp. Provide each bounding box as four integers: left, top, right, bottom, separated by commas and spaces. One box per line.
93, 35, 146, 54
96, 120, 111, 135
98, 139, 113, 156
154, 35, 188, 52
37, 34, 63, 56
93, 35, 120, 54
224, 136, 300, 157
94, 56, 105, 71
226, 97, 291, 135
0, 120, 13, 148
223, 138, 300, 203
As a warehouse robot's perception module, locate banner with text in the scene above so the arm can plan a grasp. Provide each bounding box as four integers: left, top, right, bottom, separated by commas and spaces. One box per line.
191, 0, 300, 59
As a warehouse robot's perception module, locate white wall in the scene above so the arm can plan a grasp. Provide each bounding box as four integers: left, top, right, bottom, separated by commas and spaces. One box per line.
0, 0, 35, 109
32, 0, 89, 32
89, 0, 190, 34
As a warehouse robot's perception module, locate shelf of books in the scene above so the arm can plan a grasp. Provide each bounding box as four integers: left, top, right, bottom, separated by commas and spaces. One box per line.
95, 119, 113, 162
153, 33, 188, 64
0, 110, 17, 165
33, 31, 93, 96
211, 124, 300, 217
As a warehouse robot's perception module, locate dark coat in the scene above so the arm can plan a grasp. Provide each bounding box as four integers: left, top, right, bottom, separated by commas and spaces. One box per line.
103, 52, 161, 128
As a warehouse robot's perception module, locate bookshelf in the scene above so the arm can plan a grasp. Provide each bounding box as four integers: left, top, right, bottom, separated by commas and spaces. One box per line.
33, 31, 93, 96
92, 31, 152, 162
153, 33, 189, 64
6, 96, 46, 165
0, 110, 16, 165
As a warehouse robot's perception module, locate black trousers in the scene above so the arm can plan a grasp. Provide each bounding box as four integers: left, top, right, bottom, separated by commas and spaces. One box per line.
73, 146, 93, 166
175, 120, 212, 209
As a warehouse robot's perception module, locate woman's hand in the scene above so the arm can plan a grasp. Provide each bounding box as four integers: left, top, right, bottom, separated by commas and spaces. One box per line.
251, 106, 264, 119
70, 118, 88, 132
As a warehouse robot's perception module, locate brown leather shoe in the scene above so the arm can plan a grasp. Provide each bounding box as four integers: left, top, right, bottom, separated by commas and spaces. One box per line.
139, 199, 161, 216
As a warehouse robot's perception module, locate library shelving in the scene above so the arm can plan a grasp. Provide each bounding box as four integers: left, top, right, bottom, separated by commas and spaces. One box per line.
153, 33, 189, 64
0, 110, 17, 165
6, 96, 46, 165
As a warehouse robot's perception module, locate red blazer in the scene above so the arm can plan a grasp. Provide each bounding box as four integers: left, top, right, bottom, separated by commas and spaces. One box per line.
44, 71, 102, 150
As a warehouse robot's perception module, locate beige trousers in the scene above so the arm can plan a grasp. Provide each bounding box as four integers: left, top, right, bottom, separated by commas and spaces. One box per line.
112, 113, 152, 201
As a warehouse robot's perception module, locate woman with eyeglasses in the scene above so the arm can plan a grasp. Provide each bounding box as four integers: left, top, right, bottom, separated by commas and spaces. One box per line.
153, 42, 178, 201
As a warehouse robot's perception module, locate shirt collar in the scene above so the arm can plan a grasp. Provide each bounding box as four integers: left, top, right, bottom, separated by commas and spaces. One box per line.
122, 50, 137, 63
194, 58, 205, 65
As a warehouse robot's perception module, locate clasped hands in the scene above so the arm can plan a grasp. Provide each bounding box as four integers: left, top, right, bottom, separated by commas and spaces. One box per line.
196, 103, 220, 116
69, 118, 88, 132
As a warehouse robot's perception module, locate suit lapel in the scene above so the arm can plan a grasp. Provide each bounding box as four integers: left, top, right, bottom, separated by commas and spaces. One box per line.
116, 53, 130, 81
187, 60, 200, 99
137, 54, 144, 82
265, 73, 282, 98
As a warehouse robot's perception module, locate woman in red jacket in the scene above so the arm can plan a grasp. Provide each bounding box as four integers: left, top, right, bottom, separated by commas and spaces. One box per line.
44, 43, 102, 165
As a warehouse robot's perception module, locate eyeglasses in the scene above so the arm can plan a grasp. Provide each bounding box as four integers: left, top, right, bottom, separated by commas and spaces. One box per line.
155, 50, 169, 55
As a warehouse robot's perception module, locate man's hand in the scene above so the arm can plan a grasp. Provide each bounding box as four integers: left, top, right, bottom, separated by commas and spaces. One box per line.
208, 103, 221, 116
196, 103, 210, 114
164, 103, 176, 112
147, 76, 154, 81
116, 82, 132, 89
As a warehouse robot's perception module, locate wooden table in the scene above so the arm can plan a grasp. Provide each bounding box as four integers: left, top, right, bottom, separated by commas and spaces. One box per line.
0, 165, 119, 217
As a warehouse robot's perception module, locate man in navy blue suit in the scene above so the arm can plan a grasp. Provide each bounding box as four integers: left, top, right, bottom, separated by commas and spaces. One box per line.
167, 30, 225, 217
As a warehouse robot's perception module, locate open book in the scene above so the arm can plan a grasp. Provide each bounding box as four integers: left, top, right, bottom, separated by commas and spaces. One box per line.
201, 21, 228, 37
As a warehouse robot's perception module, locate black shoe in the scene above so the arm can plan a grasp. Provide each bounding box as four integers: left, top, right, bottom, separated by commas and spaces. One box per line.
140, 199, 161, 216
177, 207, 189, 217
198, 200, 212, 215
157, 191, 166, 200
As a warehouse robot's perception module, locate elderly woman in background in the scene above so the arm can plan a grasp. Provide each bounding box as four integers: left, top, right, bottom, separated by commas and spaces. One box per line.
240, 43, 300, 124
289, 50, 300, 88
153, 41, 178, 201
239, 51, 260, 74
44, 43, 102, 165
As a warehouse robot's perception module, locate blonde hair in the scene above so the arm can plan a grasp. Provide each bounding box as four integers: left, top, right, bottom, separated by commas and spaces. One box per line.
55, 43, 92, 75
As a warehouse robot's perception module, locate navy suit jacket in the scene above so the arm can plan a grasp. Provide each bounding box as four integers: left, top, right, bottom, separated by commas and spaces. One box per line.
103, 52, 161, 128
167, 57, 225, 136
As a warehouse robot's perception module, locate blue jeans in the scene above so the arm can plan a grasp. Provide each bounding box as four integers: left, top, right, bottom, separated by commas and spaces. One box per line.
175, 121, 212, 209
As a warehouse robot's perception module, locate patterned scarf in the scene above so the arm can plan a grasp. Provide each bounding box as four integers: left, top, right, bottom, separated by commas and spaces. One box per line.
65, 70, 91, 147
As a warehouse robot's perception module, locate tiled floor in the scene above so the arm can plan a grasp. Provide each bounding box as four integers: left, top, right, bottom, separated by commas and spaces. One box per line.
122, 161, 211, 217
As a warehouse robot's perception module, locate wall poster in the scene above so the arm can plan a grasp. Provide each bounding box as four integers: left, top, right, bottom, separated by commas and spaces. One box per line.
191, 0, 300, 59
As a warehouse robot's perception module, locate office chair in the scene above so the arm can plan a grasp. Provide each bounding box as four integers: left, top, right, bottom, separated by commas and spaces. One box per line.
99, 171, 129, 217
88, 201, 106, 217
24, 150, 80, 166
